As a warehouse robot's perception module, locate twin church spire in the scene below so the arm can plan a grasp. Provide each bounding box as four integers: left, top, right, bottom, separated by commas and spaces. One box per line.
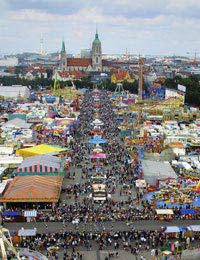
60, 31, 102, 72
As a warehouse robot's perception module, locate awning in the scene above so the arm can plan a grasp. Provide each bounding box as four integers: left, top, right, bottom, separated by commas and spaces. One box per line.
89, 138, 106, 144
24, 210, 37, 217
18, 228, 37, 236
189, 225, 200, 232
180, 209, 195, 215
90, 153, 106, 159
156, 209, 174, 215
179, 227, 188, 232
2, 211, 21, 217
165, 226, 180, 233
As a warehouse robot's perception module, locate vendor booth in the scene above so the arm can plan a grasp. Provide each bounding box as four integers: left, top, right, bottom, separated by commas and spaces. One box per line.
156, 209, 174, 221
18, 228, 37, 237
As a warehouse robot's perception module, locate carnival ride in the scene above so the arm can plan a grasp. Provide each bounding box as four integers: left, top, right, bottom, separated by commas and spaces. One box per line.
53, 72, 77, 98
0, 227, 49, 260
0, 227, 21, 260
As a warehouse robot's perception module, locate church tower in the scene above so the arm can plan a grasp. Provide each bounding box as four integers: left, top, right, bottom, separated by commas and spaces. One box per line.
92, 30, 102, 71
60, 40, 67, 71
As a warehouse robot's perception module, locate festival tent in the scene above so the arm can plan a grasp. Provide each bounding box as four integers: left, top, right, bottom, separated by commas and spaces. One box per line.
90, 153, 106, 159
0, 175, 63, 203
16, 144, 66, 158
141, 160, 177, 186
2, 118, 32, 129
17, 154, 63, 175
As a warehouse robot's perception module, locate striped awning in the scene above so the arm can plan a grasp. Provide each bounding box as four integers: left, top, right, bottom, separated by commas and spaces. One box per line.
0, 175, 63, 203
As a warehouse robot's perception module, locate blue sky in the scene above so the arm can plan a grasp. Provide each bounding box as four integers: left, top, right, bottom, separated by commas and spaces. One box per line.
0, 0, 200, 55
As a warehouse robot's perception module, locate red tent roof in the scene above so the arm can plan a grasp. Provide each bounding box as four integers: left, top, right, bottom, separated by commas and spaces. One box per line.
1, 175, 63, 202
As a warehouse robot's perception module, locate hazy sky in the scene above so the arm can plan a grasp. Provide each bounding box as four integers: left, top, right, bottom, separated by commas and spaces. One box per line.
0, 0, 200, 55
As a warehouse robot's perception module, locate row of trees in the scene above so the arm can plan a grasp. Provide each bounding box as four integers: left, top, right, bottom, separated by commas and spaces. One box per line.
0, 76, 53, 90
0, 76, 93, 91
164, 75, 200, 106
0, 74, 199, 105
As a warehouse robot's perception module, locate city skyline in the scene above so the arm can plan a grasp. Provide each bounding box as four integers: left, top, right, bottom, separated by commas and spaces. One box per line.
1, 0, 200, 55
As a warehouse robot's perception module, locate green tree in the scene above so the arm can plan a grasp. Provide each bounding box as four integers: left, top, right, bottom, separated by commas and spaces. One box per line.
165, 75, 200, 105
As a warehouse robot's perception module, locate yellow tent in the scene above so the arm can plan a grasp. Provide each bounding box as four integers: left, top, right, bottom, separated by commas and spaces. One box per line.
16, 144, 66, 158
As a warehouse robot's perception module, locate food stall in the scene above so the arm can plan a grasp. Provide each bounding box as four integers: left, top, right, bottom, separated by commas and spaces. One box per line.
156, 209, 174, 221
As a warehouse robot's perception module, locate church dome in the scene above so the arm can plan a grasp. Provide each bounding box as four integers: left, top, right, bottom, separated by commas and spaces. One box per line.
93, 31, 101, 45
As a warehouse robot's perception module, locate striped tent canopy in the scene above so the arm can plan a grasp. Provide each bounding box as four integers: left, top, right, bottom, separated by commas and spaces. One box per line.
0, 175, 63, 202
17, 154, 62, 174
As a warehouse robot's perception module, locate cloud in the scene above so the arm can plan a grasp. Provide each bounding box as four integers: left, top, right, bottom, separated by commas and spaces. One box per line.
10, 9, 65, 22
1, 0, 200, 55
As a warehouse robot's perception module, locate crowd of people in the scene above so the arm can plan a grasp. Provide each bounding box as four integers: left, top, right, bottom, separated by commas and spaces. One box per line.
3, 90, 200, 259
17, 228, 197, 259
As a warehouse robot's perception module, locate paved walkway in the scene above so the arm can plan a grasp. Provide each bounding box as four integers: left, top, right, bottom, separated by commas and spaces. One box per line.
5, 219, 199, 233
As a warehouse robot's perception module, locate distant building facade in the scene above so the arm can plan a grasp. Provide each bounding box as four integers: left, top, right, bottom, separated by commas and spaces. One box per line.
0, 57, 18, 67
19, 65, 47, 80
111, 69, 135, 84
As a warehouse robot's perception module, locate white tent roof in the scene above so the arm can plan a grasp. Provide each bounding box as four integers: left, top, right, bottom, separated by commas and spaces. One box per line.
0, 85, 30, 98
165, 226, 180, 233
0, 146, 14, 155
0, 156, 23, 165
141, 160, 177, 186
156, 209, 174, 215
18, 228, 37, 236
2, 118, 32, 129
188, 225, 200, 232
